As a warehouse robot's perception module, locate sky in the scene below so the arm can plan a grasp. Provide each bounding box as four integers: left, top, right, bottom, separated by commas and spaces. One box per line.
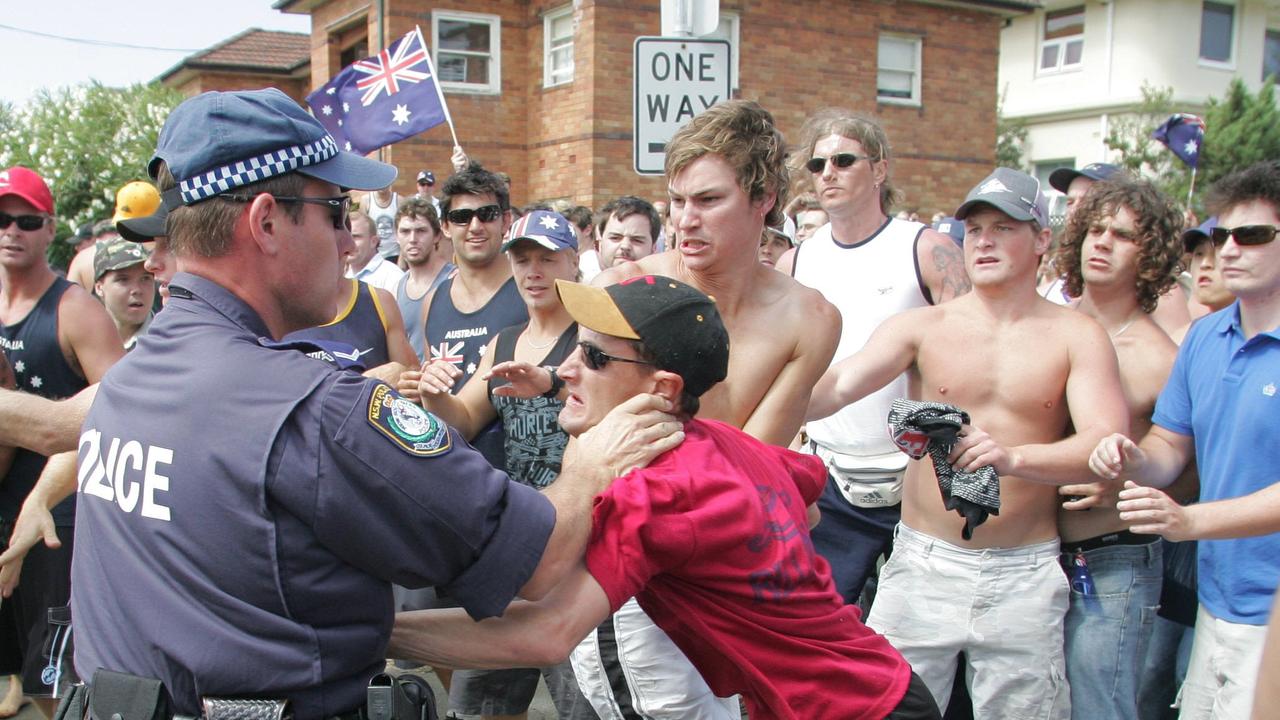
0, 1, 312, 105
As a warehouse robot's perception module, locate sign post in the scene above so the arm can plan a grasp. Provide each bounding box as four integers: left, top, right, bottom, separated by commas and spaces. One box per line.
632, 37, 731, 176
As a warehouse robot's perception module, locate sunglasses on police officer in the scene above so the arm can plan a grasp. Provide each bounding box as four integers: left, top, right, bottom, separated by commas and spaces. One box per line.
1208, 224, 1279, 248
446, 205, 503, 226
805, 153, 867, 174
0, 212, 48, 232
218, 194, 352, 230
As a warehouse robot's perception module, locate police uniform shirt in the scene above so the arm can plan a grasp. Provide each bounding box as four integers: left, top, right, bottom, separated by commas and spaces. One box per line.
72, 272, 555, 720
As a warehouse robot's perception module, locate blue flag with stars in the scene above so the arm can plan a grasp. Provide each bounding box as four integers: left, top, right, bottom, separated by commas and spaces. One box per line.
306, 27, 449, 155
1152, 113, 1205, 169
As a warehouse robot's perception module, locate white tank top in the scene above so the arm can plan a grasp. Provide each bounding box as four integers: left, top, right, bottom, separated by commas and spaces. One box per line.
793, 217, 931, 461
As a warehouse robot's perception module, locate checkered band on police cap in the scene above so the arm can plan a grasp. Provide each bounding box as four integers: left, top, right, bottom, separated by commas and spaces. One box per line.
178, 135, 339, 205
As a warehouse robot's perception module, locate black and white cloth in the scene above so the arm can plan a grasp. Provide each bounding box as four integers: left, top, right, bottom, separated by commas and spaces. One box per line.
887, 399, 1000, 540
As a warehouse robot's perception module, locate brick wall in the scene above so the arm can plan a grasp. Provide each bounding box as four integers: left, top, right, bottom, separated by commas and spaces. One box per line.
294, 0, 1001, 215
173, 73, 309, 104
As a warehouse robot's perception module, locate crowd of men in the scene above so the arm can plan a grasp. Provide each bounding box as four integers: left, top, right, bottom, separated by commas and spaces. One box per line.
0, 87, 1277, 720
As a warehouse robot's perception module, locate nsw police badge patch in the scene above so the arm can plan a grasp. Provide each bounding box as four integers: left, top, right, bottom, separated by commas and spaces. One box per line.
367, 384, 452, 456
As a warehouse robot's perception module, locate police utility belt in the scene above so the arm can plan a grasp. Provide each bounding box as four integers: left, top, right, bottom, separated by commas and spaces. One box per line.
809, 441, 907, 508
55, 669, 437, 720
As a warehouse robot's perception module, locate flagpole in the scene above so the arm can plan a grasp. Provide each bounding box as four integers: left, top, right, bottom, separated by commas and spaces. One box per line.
1187, 166, 1197, 209
417, 25, 460, 149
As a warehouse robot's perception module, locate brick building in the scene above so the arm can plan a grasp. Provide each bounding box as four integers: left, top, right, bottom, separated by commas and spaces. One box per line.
232, 1, 1031, 214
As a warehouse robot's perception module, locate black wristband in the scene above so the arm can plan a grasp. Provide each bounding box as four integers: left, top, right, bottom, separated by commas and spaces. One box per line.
541, 366, 564, 398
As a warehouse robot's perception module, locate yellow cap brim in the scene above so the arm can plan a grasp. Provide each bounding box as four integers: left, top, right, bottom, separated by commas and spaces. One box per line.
555, 279, 640, 340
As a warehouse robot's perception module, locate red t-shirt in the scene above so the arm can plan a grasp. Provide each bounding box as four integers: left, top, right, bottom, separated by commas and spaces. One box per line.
585, 419, 911, 720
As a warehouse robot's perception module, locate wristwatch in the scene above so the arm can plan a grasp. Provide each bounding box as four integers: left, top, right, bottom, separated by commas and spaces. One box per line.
541, 366, 565, 398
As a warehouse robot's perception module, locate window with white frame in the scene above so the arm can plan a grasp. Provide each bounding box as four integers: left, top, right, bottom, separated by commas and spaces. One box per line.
1200, 1, 1235, 64
877, 34, 921, 104
705, 12, 740, 90
1039, 6, 1084, 73
1265, 29, 1280, 81
433, 10, 501, 94
544, 6, 574, 88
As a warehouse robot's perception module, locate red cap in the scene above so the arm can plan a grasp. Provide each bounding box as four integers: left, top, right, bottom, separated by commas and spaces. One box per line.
0, 167, 54, 215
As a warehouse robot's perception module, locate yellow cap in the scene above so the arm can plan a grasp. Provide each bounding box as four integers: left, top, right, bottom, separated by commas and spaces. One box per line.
112, 181, 161, 224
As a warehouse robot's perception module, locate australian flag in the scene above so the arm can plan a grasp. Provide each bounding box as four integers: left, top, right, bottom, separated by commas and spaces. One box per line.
306, 27, 450, 155
1152, 113, 1206, 169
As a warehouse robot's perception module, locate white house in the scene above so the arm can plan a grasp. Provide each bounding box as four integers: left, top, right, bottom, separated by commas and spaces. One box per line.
999, 0, 1280, 189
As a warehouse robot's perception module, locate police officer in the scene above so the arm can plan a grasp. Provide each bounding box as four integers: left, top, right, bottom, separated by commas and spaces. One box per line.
71, 89, 681, 720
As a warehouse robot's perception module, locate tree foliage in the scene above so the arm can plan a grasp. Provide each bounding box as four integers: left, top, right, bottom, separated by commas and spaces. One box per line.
996, 86, 1028, 171
1104, 78, 1280, 213
0, 81, 181, 267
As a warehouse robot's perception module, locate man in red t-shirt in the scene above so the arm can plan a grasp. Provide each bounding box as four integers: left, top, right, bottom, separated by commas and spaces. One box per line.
392, 275, 939, 720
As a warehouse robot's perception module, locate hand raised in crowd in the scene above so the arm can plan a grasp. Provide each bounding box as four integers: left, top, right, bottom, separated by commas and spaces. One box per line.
450, 145, 469, 173
485, 361, 554, 399
1089, 432, 1147, 481
949, 423, 1019, 475
0, 493, 61, 598
565, 393, 684, 485
1116, 481, 1196, 541
415, 359, 463, 397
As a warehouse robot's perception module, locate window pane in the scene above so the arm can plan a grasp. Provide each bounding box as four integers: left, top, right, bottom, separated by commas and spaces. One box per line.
439, 20, 490, 53
551, 47, 573, 74
1041, 44, 1060, 69
878, 70, 913, 98
1045, 6, 1085, 39
1064, 39, 1083, 65
1200, 2, 1234, 62
438, 53, 491, 84
1265, 30, 1280, 80
551, 13, 573, 41
879, 37, 916, 71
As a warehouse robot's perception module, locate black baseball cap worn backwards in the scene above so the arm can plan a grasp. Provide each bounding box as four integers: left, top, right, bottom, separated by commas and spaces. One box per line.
150, 88, 397, 206
555, 275, 730, 398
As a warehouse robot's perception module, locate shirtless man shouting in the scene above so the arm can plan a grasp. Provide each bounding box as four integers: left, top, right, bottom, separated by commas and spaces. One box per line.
809, 167, 1128, 718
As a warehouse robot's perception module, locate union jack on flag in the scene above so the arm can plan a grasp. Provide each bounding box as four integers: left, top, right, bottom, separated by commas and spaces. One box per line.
305, 26, 453, 155
353, 31, 431, 107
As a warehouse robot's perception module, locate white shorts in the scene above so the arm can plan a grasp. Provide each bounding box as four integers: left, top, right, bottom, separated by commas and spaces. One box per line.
570, 598, 739, 719
1176, 604, 1267, 720
867, 523, 1070, 719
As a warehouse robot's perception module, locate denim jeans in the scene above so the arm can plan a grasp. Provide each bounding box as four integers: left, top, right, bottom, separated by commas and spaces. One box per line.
1138, 616, 1194, 720
1061, 540, 1162, 720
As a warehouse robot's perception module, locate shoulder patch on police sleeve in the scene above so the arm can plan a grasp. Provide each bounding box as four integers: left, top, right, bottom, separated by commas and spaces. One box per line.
367, 384, 452, 456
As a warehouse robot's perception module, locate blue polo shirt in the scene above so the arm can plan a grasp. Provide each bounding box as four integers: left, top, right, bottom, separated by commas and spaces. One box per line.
73, 273, 555, 720
1152, 302, 1280, 625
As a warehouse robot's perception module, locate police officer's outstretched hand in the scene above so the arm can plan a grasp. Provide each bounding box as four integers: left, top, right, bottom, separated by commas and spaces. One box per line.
565, 393, 684, 490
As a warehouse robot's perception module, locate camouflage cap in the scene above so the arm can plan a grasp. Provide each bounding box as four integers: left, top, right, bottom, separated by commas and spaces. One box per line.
94, 237, 148, 280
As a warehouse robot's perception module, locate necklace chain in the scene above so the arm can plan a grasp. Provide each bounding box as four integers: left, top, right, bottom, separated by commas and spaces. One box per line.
524, 332, 558, 349
1110, 316, 1137, 340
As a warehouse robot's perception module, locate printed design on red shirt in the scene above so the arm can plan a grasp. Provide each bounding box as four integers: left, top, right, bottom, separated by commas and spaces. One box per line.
745, 483, 815, 604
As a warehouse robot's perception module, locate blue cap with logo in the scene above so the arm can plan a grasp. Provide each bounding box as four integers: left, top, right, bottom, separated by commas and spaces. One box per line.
501, 210, 578, 253
150, 88, 397, 206
1048, 162, 1124, 194
954, 167, 1049, 228
1181, 216, 1219, 252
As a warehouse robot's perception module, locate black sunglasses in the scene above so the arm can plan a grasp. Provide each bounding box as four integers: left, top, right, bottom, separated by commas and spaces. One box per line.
1209, 224, 1278, 247
577, 341, 656, 372
0, 212, 47, 232
805, 153, 866, 174
219, 194, 352, 230
446, 205, 503, 226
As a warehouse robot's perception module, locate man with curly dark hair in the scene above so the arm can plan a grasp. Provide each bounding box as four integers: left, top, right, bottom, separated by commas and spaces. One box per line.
1052, 178, 1186, 718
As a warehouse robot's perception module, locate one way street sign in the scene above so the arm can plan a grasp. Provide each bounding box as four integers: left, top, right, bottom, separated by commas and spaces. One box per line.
633, 37, 732, 175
